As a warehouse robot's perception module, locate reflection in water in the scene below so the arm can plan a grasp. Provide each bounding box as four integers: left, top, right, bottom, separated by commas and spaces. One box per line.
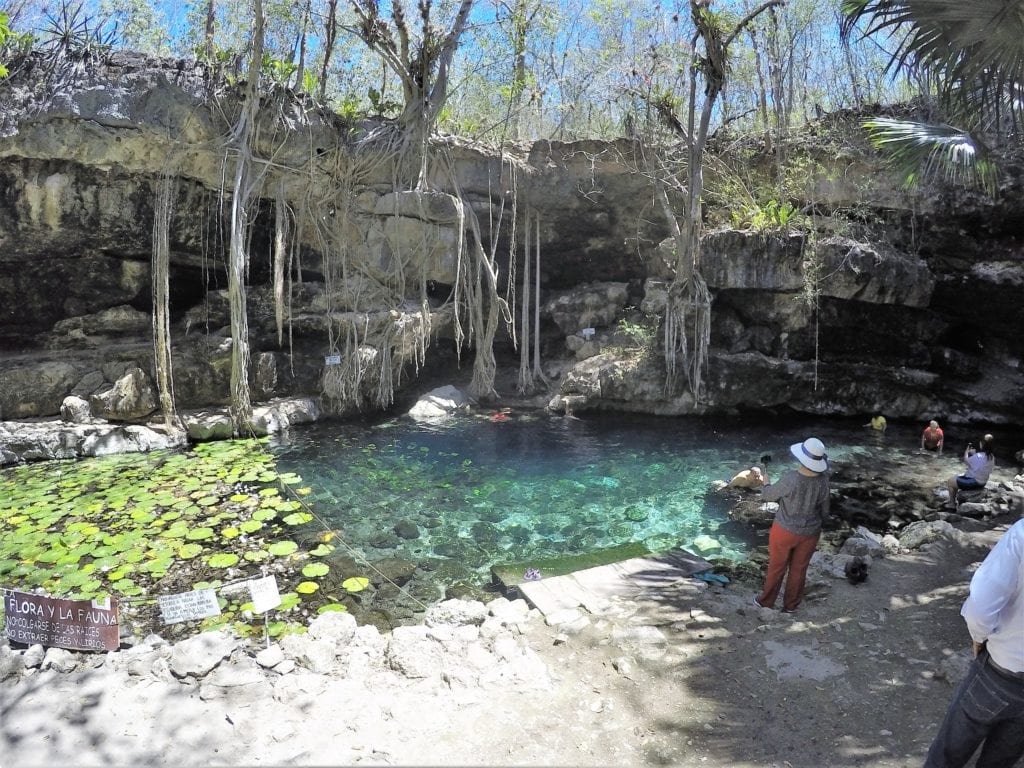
269, 411, 927, 584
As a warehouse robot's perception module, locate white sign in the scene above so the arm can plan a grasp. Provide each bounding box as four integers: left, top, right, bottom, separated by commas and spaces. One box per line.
324, 354, 341, 366
158, 589, 221, 625
580, 327, 596, 339
249, 576, 281, 614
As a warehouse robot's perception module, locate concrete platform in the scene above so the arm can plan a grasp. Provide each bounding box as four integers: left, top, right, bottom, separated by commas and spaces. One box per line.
517, 549, 714, 617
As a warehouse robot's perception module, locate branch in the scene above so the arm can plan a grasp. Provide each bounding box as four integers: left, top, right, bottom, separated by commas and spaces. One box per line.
724, 0, 785, 50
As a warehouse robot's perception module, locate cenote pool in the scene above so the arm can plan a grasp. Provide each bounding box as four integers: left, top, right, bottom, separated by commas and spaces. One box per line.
269, 411, 892, 587
0, 411, 949, 630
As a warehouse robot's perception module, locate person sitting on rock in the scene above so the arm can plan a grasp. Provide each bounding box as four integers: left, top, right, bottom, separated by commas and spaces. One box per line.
921, 419, 944, 453
724, 466, 765, 490
945, 434, 995, 510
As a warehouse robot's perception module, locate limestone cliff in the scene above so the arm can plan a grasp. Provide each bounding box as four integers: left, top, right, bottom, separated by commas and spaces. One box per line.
0, 52, 1022, 455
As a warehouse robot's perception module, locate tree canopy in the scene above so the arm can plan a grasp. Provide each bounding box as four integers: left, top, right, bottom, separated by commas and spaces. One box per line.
1, 0, 918, 142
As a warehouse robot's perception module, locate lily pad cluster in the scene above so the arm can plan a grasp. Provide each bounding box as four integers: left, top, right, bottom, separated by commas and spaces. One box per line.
0, 439, 371, 637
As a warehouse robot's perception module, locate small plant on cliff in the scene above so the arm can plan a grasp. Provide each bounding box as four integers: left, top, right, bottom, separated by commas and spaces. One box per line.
730, 198, 805, 232
617, 314, 659, 350
39, 1, 119, 62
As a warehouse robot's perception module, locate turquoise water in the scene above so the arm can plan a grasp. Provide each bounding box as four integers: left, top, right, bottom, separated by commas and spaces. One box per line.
269, 411, 894, 587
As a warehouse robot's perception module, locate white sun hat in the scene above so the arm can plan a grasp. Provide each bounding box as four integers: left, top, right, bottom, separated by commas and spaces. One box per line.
790, 437, 828, 473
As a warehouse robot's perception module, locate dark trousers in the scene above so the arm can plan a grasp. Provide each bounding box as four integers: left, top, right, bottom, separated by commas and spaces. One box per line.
756, 522, 819, 612
924, 650, 1024, 768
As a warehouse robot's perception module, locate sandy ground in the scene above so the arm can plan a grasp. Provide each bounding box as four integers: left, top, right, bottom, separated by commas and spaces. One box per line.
0, 514, 1014, 768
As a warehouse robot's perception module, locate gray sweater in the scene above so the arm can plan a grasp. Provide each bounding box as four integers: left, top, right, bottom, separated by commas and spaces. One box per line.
760, 469, 831, 536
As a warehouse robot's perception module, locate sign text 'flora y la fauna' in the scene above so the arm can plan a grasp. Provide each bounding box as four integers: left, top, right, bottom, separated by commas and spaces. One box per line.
4, 590, 120, 652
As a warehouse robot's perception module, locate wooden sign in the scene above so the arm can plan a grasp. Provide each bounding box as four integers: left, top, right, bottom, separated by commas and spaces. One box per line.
4, 591, 119, 652
157, 588, 221, 625
248, 575, 281, 614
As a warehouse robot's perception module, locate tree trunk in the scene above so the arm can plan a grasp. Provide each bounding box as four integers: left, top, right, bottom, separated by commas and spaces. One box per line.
226, 0, 265, 435
204, 0, 216, 60
319, 0, 338, 102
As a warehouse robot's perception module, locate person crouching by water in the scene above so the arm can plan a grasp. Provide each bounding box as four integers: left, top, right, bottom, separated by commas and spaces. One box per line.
945, 434, 995, 510
724, 466, 765, 490
753, 437, 831, 613
922, 419, 944, 453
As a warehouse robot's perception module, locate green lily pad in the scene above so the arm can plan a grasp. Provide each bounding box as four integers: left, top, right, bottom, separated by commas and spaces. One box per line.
342, 577, 370, 593
301, 562, 329, 578
267, 540, 298, 557
309, 544, 335, 557
296, 581, 319, 594
178, 543, 204, 559
186, 527, 215, 541
207, 553, 240, 568
283, 512, 313, 526
239, 520, 262, 533
220, 527, 241, 539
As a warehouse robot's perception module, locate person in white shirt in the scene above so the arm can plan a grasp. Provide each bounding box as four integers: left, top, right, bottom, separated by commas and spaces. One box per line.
923, 517, 1024, 767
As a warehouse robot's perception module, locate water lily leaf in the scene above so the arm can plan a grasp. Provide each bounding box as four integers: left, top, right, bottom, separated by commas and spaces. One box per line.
243, 550, 270, 562
283, 512, 313, 526
196, 496, 220, 507
267, 540, 298, 557
220, 527, 241, 539
239, 520, 262, 533
278, 592, 301, 610
252, 508, 277, 522
302, 562, 329, 578
317, 603, 348, 614
296, 487, 312, 496
207, 553, 240, 568
296, 581, 319, 594
267, 620, 287, 637
309, 544, 335, 557
278, 472, 303, 485
277, 501, 301, 512
178, 543, 204, 559
230, 493, 250, 503
258, 488, 280, 497
342, 577, 370, 593
186, 527, 215, 541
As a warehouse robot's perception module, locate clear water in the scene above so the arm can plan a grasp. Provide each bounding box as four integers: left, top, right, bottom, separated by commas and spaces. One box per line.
269, 411, 904, 586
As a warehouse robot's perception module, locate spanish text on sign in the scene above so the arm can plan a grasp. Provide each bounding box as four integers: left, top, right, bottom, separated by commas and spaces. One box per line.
158, 588, 221, 624
4, 591, 120, 652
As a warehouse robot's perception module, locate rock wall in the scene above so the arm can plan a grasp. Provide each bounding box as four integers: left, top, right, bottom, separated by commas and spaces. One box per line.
0, 52, 1022, 445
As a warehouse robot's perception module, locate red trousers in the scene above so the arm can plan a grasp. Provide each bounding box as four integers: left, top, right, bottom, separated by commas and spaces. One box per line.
757, 522, 820, 612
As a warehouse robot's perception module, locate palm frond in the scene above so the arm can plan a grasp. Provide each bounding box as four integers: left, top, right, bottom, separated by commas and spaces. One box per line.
864, 117, 999, 196
841, 1, 1024, 109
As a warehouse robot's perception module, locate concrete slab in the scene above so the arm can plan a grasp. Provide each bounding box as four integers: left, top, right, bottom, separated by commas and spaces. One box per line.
518, 549, 715, 617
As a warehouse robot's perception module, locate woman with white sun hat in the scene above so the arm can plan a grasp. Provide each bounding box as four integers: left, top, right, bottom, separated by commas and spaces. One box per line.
754, 437, 832, 613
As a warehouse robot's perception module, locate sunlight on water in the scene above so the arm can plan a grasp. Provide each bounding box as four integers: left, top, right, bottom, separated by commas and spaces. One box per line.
269, 411, 906, 583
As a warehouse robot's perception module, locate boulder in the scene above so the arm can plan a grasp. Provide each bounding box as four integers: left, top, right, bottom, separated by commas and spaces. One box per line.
60, 395, 93, 423
424, 599, 489, 628
386, 625, 444, 679
407, 385, 472, 422
543, 281, 629, 335
307, 610, 358, 646
169, 630, 236, 679
89, 367, 157, 421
